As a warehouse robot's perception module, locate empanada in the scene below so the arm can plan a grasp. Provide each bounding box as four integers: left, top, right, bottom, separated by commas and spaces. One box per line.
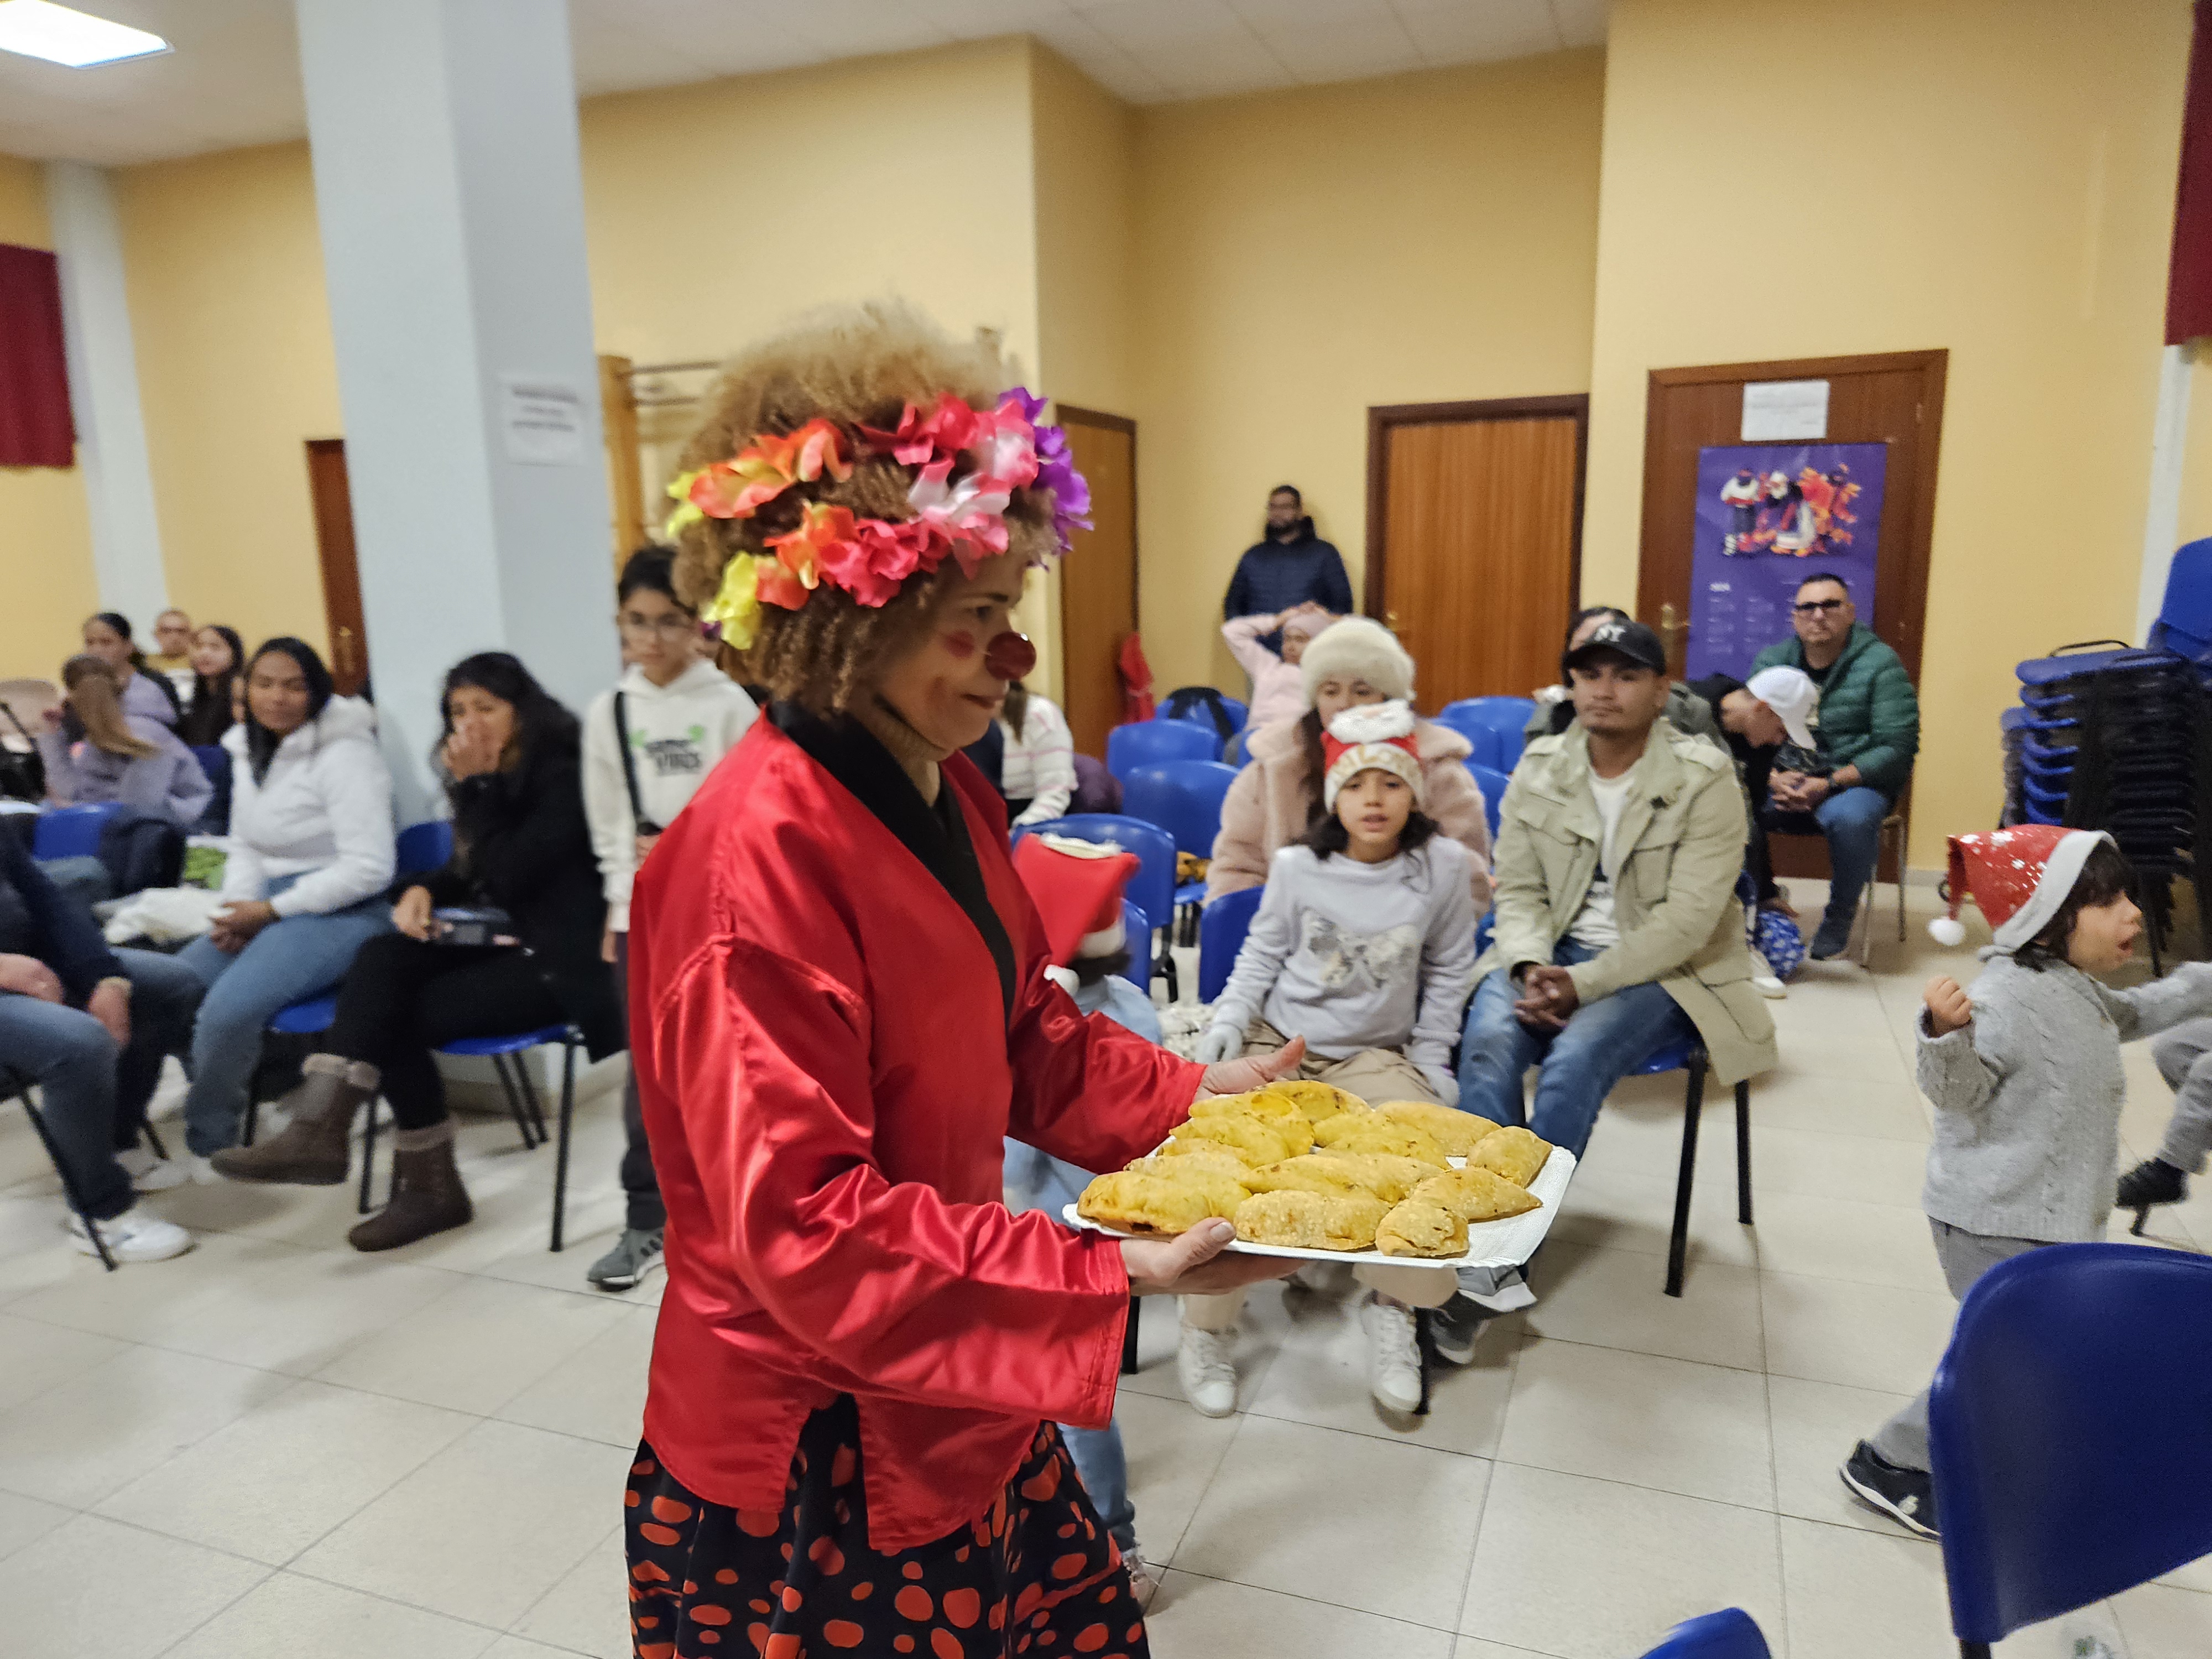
1192, 1090, 1304, 1125
1376, 1100, 1490, 1157
1240, 1155, 1376, 1199
1310, 1150, 1433, 1203
1375, 1200, 1470, 1258
1468, 1125, 1552, 1187
1233, 1190, 1387, 1252
1077, 1170, 1244, 1235
1166, 1112, 1301, 1164
1255, 1079, 1366, 1124
1311, 1115, 1449, 1167
1130, 1144, 1254, 1185
1408, 1166, 1543, 1223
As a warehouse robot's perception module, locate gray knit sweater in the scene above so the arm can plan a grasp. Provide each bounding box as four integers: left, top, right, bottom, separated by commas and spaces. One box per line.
1918, 952, 2212, 1242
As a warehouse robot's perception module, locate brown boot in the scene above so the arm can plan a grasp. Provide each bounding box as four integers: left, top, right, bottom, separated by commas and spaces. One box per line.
348, 1123, 472, 1251
210, 1056, 377, 1185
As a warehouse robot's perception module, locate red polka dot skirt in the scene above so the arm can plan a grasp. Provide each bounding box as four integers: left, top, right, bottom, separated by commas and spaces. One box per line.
625, 1396, 1149, 1658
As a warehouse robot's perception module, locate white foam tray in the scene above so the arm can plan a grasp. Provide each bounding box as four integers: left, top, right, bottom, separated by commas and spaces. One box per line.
1063, 1145, 1577, 1271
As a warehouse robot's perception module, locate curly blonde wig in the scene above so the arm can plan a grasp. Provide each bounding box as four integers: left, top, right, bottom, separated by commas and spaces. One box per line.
669, 304, 1055, 714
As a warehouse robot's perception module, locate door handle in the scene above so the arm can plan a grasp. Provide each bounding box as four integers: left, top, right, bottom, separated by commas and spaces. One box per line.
1657, 603, 1688, 650
1385, 609, 1401, 630
336, 625, 357, 677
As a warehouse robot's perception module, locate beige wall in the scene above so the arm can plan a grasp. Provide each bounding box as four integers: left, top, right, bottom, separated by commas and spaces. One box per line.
1128, 51, 1607, 693
0, 154, 97, 679
1583, 0, 2190, 863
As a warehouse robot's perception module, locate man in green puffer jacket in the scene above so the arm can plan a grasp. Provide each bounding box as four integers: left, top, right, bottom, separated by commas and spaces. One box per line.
1751, 572, 1920, 959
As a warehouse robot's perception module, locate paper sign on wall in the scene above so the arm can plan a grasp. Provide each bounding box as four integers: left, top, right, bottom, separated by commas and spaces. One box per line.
1740, 379, 1829, 442
500, 375, 586, 465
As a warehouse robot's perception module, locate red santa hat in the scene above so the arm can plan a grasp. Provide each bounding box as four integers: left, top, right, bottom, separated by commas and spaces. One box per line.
1321, 700, 1424, 812
1013, 832, 1139, 966
1928, 825, 2116, 950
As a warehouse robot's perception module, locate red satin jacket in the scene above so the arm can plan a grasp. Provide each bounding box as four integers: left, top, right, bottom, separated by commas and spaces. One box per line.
629, 714, 1203, 1551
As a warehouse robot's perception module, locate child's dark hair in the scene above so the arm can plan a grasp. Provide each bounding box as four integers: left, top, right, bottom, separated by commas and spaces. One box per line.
617, 546, 688, 609
2014, 838, 2134, 971
1300, 804, 1440, 859
1070, 947, 1134, 988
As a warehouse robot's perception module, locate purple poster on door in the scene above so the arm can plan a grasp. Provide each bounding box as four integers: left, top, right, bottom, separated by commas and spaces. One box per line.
1686, 442, 1887, 680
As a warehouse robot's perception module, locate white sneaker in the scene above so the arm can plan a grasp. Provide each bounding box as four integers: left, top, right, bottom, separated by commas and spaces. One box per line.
66, 1209, 194, 1262
186, 1153, 223, 1185
116, 1145, 189, 1192
1361, 1293, 1423, 1413
1176, 1323, 1238, 1417
1120, 1543, 1159, 1603
1753, 974, 1788, 999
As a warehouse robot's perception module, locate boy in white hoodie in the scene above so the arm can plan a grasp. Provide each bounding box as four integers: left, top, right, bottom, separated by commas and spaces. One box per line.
581, 549, 757, 1290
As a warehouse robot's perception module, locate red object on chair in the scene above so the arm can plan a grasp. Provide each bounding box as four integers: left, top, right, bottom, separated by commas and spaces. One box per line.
0, 244, 75, 468
2169, 1, 2212, 343
1117, 633, 1155, 724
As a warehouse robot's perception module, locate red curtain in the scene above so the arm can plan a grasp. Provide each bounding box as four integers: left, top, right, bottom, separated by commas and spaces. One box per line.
2170, 2, 2212, 342
0, 243, 75, 467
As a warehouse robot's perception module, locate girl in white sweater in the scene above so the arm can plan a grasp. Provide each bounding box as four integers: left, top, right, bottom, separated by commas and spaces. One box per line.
1186, 701, 1480, 1416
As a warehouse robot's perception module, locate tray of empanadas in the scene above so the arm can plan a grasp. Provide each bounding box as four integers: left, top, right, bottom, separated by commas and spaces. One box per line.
1066, 1084, 1577, 1270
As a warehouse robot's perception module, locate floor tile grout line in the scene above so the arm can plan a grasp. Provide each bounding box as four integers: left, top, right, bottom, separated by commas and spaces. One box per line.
501, 1515, 628, 1641
1157, 1559, 1469, 1639
1451, 1319, 1525, 1640
1152, 1400, 1255, 1566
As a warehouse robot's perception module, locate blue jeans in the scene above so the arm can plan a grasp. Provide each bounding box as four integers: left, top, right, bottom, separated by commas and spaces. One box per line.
1765, 785, 1889, 938
176, 875, 392, 1155
1455, 937, 1697, 1160
1004, 1139, 1138, 1552
0, 950, 204, 1219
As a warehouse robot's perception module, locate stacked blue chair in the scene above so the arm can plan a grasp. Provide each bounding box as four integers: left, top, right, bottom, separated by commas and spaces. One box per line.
1930, 1243, 2212, 1659
1105, 718, 1217, 780
2149, 536, 2212, 672
1014, 813, 1180, 1000
1121, 759, 1240, 945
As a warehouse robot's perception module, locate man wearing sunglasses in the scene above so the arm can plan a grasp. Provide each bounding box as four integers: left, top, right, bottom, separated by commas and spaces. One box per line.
1751, 573, 1921, 959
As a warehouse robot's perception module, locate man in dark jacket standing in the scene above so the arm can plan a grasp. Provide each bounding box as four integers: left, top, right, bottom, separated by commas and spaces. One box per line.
1751, 572, 1921, 958
1223, 485, 1354, 633
0, 828, 204, 1260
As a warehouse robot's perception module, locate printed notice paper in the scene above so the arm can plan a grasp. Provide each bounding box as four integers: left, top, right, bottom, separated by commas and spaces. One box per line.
1740, 379, 1829, 442
500, 376, 587, 465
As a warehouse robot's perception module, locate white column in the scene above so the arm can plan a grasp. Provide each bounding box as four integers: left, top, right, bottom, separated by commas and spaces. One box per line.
2139, 341, 2194, 643
295, 0, 615, 821
44, 161, 168, 623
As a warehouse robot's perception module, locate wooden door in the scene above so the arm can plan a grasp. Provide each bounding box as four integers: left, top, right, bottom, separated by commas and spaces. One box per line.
1636, 350, 1947, 880
1365, 396, 1585, 713
304, 439, 368, 696
1055, 406, 1137, 758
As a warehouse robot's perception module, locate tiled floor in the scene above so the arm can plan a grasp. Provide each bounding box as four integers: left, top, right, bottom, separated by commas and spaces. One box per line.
3, 884, 2210, 1658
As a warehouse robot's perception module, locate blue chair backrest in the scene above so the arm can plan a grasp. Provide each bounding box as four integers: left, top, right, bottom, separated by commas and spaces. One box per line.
1466, 760, 1511, 843
1106, 719, 1219, 779
1439, 696, 1539, 771
397, 820, 452, 876
189, 745, 232, 833
1157, 687, 1249, 736
1121, 760, 1241, 859
1116, 899, 1148, 988
1014, 813, 1177, 937
1637, 1608, 1771, 1658
1928, 1242, 2212, 1646
33, 801, 123, 860
1198, 885, 1264, 1004
1431, 706, 1502, 770
2156, 536, 2212, 648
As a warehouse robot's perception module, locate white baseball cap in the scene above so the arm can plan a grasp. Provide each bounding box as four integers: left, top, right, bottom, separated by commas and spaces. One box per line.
1745, 666, 1819, 749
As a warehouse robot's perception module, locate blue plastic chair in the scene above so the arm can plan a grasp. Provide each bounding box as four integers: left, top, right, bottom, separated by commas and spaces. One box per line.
1105, 719, 1218, 780
1197, 885, 1264, 1004
1113, 899, 1148, 989
1015, 813, 1180, 1000
1631, 1031, 1754, 1298
1431, 706, 1502, 770
1929, 1243, 2212, 1659
1638, 1608, 1772, 1657
1156, 688, 1249, 735
2150, 537, 2212, 666
1121, 759, 1240, 943
1467, 760, 1511, 843
32, 801, 123, 860
1438, 696, 1538, 772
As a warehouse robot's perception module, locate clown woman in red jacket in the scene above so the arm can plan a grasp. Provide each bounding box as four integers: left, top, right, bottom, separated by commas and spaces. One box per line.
624, 306, 1298, 1659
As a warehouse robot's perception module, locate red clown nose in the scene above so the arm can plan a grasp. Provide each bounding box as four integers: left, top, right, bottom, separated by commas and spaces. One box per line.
984, 631, 1036, 681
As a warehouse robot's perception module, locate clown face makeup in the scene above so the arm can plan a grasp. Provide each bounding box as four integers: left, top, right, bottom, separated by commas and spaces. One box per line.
875, 550, 1031, 753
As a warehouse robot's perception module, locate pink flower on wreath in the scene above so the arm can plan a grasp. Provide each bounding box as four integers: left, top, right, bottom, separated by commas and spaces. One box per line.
970, 396, 1040, 491
819, 518, 952, 607
862, 392, 982, 466
907, 459, 1011, 561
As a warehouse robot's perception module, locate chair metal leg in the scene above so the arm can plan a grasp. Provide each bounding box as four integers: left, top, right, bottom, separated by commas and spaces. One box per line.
549, 1038, 578, 1253
241, 1096, 259, 1147
513, 1055, 551, 1145
1734, 1080, 1754, 1226
1120, 1294, 1141, 1375
358, 1097, 380, 1214
492, 1055, 538, 1150
1896, 825, 1909, 943
140, 1121, 168, 1162
1666, 1058, 1708, 1297
20, 1094, 117, 1272
1162, 946, 1180, 1004
1959, 1643, 1992, 1659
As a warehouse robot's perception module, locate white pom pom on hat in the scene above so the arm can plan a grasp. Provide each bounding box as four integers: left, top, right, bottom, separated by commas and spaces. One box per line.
1927, 915, 1968, 947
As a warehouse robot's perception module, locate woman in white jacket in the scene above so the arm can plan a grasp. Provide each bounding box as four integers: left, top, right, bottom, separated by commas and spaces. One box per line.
178, 638, 395, 1162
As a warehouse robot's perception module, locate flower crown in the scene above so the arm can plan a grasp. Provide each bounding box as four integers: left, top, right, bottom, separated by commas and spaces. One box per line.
665, 387, 1090, 650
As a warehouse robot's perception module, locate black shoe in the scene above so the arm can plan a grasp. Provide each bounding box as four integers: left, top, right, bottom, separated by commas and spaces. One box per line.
1809, 912, 1856, 961
1430, 1292, 1507, 1366
1839, 1440, 1938, 1538
2117, 1158, 2190, 1236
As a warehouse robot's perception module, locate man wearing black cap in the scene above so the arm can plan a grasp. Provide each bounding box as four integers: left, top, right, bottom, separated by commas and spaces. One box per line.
1438, 618, 1776, 1356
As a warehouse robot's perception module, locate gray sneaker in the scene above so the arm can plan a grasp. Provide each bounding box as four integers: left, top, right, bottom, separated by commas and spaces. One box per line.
1430, 1292, 1507, 1366
587, 1226, 665, 1291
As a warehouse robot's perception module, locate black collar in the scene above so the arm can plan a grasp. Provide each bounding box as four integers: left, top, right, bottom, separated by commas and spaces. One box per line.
772, 701, 1016, 1022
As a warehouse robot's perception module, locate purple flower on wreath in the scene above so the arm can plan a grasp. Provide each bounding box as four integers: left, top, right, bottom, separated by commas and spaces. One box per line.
1009, 387, 1093, 551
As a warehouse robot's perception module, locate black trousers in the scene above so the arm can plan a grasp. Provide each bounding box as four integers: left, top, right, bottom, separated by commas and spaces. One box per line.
325, 933, 564, 1131
615, 933, 663, 1230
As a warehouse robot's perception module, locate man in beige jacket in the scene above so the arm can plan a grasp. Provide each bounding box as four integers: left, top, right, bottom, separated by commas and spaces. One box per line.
1457, 618, 1777, 1160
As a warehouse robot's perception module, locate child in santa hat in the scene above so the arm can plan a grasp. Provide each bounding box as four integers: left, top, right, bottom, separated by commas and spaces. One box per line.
1001, 831, 1162, 1595
1185, 700, 1480, 1417
1841, 827, 2212, 1540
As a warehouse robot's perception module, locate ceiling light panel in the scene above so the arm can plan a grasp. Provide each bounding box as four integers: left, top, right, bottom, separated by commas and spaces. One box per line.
0, 0, 169, 67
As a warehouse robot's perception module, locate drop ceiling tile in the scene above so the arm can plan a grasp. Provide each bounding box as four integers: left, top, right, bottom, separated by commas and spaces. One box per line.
1080, 0, 1263, 51
1131, 32, 1297, 99
1027, 13, 1173, 100
906, 0, 1085, 34
1228, 0, 1396, 24
775, 0, 959, 58
1261, 14, 1424, 81
1548, 0, 1609, 49
1395, 0, 1563, 65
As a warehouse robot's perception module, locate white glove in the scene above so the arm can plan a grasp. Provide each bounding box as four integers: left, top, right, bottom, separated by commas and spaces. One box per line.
1418, 1066, 1460, 1109
1194, 1024, 1243, 1065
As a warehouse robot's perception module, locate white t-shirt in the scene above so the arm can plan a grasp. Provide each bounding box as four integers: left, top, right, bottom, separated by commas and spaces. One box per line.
1568, 764, 1640, 950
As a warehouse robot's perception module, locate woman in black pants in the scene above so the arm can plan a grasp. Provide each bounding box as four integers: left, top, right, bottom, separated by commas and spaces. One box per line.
214, 653, 624, 1250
